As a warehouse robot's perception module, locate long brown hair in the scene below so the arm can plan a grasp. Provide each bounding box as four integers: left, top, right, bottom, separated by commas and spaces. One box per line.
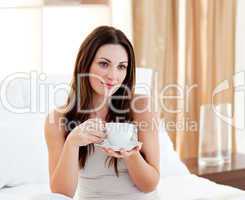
63, 26, 136, 176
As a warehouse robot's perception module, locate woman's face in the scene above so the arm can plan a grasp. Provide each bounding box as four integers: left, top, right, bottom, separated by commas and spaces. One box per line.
89, 44, 128, 97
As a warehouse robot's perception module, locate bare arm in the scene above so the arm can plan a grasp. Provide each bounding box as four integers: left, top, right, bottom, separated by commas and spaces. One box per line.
44, 111, 106, 198
44, 110, 80, 198
124, 95, 160, 192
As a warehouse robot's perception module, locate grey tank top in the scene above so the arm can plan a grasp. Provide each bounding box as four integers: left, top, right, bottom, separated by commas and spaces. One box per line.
77, 145, 160, 200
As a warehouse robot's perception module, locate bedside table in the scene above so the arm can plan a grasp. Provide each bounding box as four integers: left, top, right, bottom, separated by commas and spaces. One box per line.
182, 154, 245, 190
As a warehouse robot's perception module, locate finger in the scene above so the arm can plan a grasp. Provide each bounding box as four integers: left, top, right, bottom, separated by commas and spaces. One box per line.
93, 117, 105, 125
133, 145, 141, 151
119, 149, 128, 156
89, 117, 103, 122
112, 153, 123, 158
85, 118, 103, 131
88, 135, 104, 143
89, 130, 107, 138
97, 147, 106, 152
135, 146, 140, 151
101, 147, 110, 154
115, 151, 124, 158
107, 148, 123, 158
93, 118, 105, 128
94, 138, 105, 144
104, 149, 112, 156
88, 119, 106, 134
96, 120, 106, 133
137, 142, 143, 150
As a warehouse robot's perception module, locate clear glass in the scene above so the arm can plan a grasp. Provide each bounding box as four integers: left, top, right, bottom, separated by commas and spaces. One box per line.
215, 103, 232, 163
198, 104, 232, 166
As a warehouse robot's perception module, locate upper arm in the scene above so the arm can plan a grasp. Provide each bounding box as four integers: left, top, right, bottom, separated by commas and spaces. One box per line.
44, 109, 66, 181
132, 95, 160, 173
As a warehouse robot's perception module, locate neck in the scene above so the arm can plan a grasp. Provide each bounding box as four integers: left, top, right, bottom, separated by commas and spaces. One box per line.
91, 93, 109, 119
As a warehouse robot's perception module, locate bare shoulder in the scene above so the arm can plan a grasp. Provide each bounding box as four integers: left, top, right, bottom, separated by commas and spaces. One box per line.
44, 106, 70, 180
44, 106, 67, 147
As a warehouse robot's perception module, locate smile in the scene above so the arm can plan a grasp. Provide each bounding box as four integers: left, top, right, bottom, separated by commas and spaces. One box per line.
100, 82, 115, 89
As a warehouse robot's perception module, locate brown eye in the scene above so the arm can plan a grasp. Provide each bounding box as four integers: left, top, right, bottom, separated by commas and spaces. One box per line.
99, 61, 109, 68
118, 65, 127, 70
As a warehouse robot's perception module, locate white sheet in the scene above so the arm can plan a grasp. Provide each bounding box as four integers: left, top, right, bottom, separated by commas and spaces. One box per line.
158, 175, 245, 200
0, 175, 245, 200
0, 183, 50, 200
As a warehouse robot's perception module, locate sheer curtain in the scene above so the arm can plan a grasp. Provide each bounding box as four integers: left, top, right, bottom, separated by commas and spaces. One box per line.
133, 0, 179, 145
132, 0, 237, 159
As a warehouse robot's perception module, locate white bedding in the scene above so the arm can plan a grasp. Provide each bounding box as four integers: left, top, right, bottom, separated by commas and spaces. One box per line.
158, 175, 245, 200
0, 183, 50, 200
0, 175, 245, 200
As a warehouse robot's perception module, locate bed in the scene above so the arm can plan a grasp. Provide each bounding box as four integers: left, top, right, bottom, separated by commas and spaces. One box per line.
0, 175, 245, 200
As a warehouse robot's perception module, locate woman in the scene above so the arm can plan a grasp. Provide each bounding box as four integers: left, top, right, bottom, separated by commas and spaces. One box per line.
44, 26, 160, 200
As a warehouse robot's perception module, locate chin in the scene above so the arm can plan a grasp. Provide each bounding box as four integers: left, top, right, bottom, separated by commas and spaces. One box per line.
94, 86, 120, 98
94, 90, 112, 98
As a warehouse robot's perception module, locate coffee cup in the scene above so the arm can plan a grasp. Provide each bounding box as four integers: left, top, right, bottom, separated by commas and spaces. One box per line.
105, 122, 137, 147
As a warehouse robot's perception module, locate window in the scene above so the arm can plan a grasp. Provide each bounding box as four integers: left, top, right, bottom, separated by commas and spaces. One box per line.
44, 0, 109, 5
0, 0, 132, 76
0, 8, 42, 76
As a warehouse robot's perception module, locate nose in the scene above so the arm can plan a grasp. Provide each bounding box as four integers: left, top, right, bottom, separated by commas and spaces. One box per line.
106, 66, 117, 81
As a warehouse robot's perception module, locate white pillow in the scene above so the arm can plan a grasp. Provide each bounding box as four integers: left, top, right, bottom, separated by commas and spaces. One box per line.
135, 68, 189, 176
0, 78, 49, 188
0, 114, 49, 188
0, 73, 72, 188
135, 68, 153, 95
158, 120, 190, 177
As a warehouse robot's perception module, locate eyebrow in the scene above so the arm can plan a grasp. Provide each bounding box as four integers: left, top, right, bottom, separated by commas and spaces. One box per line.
98, 57, 128, 64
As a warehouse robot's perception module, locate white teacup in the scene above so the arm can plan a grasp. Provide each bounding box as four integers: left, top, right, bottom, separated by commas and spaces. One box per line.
105, 122, 137, 147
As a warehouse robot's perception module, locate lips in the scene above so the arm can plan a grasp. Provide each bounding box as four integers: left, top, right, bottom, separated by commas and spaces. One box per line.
100, 82, 115, 89
105, 83, 114, 87
104, 83, 115, 89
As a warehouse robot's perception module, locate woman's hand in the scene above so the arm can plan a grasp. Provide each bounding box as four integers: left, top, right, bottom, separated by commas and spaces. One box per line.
67, 118, 107, 147
98, 142, 143, 158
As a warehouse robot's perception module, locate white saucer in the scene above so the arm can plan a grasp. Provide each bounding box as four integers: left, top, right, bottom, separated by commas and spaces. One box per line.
95, 139, 139, 151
